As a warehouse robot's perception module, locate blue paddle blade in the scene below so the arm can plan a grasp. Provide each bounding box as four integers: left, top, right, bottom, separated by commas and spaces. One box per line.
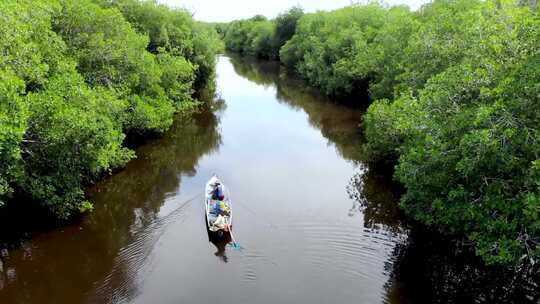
230, 242, 241, 250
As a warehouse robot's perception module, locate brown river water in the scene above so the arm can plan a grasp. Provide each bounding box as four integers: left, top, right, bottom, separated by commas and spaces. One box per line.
0, 55, 538, 304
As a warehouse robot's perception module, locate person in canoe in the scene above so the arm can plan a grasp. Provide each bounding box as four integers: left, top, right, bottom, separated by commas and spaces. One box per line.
212, 188, 230, 217
205, 176, 232, 233
208, 176, 225, 201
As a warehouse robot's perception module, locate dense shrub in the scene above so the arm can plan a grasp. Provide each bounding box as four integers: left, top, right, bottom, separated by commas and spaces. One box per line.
23, 64, 134, 217
274, 6, 304, 51
0, 71, 27, 206
224, 8, 304, 60
103, 0, 221, 91
0, 0, 220, 218
280, 3, 416, 98
53, 0, 177, 134
224, 17, 276, 59
363, 1, 540, 265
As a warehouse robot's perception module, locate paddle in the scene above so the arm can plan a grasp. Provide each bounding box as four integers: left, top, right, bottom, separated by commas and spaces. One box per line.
228, 224, 241, 250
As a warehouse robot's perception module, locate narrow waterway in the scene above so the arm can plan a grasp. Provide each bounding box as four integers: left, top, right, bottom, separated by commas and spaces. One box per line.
0, 55, 537, 304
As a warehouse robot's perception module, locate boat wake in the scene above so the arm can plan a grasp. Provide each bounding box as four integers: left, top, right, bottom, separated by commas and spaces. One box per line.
86, 194, 201, 304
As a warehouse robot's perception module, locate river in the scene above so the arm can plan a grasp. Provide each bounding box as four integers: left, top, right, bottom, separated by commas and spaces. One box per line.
0, 55, 537, 304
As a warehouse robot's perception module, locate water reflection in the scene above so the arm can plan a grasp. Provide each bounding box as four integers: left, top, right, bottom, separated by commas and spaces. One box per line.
227, 53, 404, 233
347, 165, 405, 234
0, 107, 222, 304
208, 232, 232, 263
227, 53, 365, 163
383, 227, 540, 304
344, 152, 540, 302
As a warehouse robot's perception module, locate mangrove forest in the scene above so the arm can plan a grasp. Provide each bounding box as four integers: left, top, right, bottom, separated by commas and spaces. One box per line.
0, 0, 539, 303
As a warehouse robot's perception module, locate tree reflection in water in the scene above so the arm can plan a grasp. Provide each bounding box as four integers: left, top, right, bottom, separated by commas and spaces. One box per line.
228, 53, 365, 164
384, 227, 540, 303
346, 166, 540, 303
347, 166, 540, 303
86, 106, 224, 303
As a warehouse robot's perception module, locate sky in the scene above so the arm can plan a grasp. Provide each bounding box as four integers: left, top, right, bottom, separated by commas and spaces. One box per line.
157, 0, 431, 22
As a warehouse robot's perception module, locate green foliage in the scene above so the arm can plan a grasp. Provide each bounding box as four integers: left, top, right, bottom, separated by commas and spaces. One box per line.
0, 0, 219, 218
278, 0, 540, 266
0, 0, 67, 208
109, 0, 194, 54
52, 0, 176, 134
0, 0, 66, 90
274, 6, 304, 51
396, 0, 485, 94
105, 0, 221, 90
224, 20, 250, 53
24, 64, 134, 218
280, 3, 419, 98
362, 94, 420, 163
0, 70, 27, 203
53, 0, 150, 88
364, 1, 540, 265
249, 21, 277, 59
212, 22, 230, 39
224, 19, 277, 59
363, 6, 419, 99
189, 22, 222, 90
223, 7, 303, 60
157, 53, 195, 107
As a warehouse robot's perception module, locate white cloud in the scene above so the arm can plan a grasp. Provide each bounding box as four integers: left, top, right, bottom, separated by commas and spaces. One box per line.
157, 0, 430, 22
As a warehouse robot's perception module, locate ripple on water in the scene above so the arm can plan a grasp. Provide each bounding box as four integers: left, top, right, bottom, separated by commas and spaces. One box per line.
284, 218, 406, 283
238, 246, 278, 284
87, 199, 194, 304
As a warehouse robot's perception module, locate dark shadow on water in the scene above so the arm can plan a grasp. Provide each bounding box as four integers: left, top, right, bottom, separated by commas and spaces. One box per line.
347, 167, 540, 304
384, 226, 540, 304
347, 164, 540, 304
208, 231, 232, 263
347, 164, 405, 233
